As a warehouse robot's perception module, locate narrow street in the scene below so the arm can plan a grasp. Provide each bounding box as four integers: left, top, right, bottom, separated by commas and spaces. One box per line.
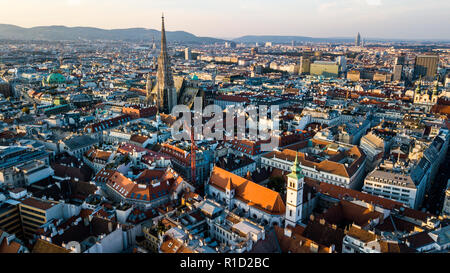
421, 145, 450, 215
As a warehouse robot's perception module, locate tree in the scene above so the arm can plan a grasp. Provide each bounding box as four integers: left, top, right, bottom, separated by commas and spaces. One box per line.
267, 176, 285, 194
120, 154, 131, 165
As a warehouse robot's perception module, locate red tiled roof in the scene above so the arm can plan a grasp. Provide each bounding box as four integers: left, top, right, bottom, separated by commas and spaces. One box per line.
215, 94, 250, 103
85, 115, 132, 133
106, 168, 181, 202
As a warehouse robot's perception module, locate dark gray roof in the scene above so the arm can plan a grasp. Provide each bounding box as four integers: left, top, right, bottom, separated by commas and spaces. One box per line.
63, 135, 97, 150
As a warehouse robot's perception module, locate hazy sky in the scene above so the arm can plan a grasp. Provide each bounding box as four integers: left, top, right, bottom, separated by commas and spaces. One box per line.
0, 0, 449, 39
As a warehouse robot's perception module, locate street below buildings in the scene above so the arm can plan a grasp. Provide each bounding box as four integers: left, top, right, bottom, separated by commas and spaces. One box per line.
422, 145, 450, 215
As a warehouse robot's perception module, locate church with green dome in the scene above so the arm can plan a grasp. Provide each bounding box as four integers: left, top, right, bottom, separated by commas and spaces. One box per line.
413, 79, 442, 111
42, 72, 67, 87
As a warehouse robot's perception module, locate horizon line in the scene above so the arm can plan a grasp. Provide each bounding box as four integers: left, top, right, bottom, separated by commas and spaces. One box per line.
1, 23, 449, 42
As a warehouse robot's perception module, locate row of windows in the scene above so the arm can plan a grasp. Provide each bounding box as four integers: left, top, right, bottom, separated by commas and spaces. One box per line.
20, 212, 46, 225
22, 222, 40, 230
366, 183, 411, 194
0, 218, 20, 230
214, 226, 234, 242
288, 209, 300, 217
20, 206, 46, 217
0, 210, 19, 222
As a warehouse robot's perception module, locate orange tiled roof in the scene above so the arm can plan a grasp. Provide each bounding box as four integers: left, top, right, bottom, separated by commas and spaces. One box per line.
32, 239, 71, 253
209, 166, 285, 215
84, 148, 112, 162
0, 234, 22, 253
160, 236, 195, 253
274, 225, 331, 253
321, 200, 383, 228
346, 224, 377, 243
130, 134, 149, 144
107, 169, 179, 202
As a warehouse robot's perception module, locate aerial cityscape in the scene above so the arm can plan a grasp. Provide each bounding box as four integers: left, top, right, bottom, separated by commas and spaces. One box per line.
0, 1, 449, 262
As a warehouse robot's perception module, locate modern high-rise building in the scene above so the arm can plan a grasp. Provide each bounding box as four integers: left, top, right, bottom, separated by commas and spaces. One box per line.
155, 14, 177, 114
393, 64, 403, 81
225, 42, 236, 48
299, 56, 311, 75
393, 54, 406, 81
414, 54, 439, 80
336, 56, 347, 72
355, 32, 361, 46
395, 54, 406, 65
185, 47, 192, 60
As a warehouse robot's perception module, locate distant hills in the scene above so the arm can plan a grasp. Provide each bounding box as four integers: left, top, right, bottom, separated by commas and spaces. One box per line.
233, 35, 354, 43
232, 35, 450, 44
0, 24, 447, 44
0, 24, 225, 44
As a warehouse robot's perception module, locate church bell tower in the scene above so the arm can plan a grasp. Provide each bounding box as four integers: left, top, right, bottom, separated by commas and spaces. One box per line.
285, 154, 304, 228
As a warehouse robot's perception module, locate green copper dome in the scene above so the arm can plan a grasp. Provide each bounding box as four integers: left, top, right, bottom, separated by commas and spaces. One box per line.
45, 73, 66, 85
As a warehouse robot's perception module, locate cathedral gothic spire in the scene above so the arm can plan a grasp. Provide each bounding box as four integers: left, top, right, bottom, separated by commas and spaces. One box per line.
155, 14, 177, 114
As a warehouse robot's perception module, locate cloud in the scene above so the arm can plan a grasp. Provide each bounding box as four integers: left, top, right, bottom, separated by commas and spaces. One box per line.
366, 0, 382, 6
67, 0, 82, 6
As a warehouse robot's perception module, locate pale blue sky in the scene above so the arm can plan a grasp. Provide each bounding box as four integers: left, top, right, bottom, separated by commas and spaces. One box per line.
0, 0, 448, 39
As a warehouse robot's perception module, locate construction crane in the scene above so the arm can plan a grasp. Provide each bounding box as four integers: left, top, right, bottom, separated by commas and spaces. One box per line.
190, 122, 197, 188
183, 120, 197, 189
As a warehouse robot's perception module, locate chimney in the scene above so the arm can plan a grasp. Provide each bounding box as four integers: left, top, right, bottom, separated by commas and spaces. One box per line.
310, 242, 319, 253
108, 222, 113, 233
6, 235, 15, 246
329, 244, 335, 253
